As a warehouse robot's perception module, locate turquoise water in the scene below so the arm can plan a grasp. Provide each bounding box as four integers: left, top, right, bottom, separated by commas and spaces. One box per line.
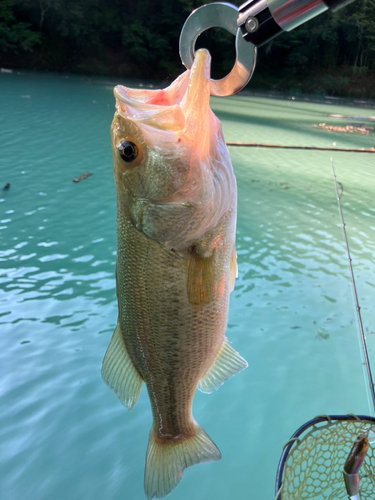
1, 71, 375, 500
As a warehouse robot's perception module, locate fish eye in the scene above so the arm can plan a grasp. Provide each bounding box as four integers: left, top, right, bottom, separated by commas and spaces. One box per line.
118, 141, 138, 163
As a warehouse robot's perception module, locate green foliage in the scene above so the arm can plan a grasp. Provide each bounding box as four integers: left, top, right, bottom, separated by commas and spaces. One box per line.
0, 0, 42, 53
262, 0, 375, 73
1, 0, 375, 96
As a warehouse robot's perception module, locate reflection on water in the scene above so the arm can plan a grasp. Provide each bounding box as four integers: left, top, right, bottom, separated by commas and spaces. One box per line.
1, 71, 374, 500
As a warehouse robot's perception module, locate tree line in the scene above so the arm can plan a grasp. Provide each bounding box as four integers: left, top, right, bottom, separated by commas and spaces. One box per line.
1, 0, 374, 97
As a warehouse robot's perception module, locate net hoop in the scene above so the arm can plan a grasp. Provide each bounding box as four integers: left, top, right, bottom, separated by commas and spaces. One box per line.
275, 414, 375, 499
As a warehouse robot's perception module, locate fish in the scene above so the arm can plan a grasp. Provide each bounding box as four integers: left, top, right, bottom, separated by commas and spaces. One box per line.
101, 49, 247, 499
344, 433, 369, 475
343, 433, 369, 498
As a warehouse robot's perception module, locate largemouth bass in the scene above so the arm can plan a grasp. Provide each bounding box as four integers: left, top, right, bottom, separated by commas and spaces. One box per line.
343, 433, 370, 498
344, 434, 369, 475
102, 49, 247, 499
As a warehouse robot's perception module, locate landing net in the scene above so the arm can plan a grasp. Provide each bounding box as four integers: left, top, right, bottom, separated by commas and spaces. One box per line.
275, 415, 375, 499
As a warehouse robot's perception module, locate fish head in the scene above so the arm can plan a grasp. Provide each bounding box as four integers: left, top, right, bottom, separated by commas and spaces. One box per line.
111, 49, 236, 251
111, 91, 190, 203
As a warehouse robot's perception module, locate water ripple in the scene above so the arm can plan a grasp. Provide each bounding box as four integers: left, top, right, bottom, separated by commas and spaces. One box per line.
1, 72, 374, 500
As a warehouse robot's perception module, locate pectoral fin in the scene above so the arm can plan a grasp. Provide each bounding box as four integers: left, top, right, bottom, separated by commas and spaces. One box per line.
101, 323, 143, 410
198, 338, 248, 393
230, 245, 237, 293
187, 249, 215, 308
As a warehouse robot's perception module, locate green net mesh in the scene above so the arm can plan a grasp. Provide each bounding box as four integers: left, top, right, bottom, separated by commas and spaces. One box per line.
276, 417, 375, 499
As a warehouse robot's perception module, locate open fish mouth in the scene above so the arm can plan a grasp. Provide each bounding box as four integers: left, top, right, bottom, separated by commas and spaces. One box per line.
113, 49, 212, 133
111, 49, 236, 251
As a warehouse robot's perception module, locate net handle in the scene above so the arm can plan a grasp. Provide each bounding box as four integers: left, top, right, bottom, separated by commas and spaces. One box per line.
274, 414, 375, 498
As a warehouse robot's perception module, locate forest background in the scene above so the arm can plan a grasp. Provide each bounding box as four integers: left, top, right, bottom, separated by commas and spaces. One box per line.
1, 0, 375, 98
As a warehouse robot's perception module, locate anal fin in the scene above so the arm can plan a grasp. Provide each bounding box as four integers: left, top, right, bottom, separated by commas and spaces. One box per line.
198, 338, 248, 394
101, 323, 143, 410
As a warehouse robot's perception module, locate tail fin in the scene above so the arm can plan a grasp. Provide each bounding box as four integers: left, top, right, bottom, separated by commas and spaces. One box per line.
144, 423, 221, 499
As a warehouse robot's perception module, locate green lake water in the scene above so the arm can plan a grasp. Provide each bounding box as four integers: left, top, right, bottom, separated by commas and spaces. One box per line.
1, 70, 375, 500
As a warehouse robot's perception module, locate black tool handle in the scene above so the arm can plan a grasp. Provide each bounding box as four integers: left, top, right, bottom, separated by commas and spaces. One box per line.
238, 0, 356, 47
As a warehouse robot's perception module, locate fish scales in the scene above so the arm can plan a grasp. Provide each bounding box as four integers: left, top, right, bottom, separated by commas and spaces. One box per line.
101, 49, 247, 499
117, 207, 232, 436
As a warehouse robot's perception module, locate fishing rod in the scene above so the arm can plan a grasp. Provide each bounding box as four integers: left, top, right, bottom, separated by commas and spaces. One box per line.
331, 158, 375, 415
226, 143, 375, 153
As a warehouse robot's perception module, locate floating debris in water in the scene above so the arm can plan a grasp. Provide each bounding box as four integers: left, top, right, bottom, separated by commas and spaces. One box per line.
316, 328, 329, 340
72, 172, 92, 183
314, 123, 372, 134
3, 183, 10, 191
1, 68, 13, 73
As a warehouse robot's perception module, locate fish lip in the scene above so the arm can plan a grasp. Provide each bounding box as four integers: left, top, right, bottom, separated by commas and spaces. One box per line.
113, 49, 211, 114
114, 86, 157, 108
113, 82, 187, 131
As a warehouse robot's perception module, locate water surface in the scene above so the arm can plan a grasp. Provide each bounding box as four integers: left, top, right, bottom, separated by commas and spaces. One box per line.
1, 71, 375, 500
